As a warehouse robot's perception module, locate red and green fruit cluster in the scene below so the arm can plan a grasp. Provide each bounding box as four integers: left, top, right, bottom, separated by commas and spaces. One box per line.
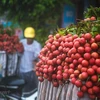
84, 16, 96, 21
36, 32, 100, 99
0, 34, 24, 53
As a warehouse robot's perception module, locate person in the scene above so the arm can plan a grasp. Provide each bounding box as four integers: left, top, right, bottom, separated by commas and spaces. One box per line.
18, 27, 41, 97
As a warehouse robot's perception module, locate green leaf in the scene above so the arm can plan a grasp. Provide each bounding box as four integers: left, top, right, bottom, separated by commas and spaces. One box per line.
2, 0, 6, 4
92, 26, 98, 32
9, 0, 13, 4
57, 28, 66, 35
90, 6, 98, 17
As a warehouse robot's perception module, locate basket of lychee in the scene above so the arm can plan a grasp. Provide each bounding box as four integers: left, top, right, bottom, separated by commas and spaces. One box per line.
36, 21, 100, 100
0, 33, 24, 53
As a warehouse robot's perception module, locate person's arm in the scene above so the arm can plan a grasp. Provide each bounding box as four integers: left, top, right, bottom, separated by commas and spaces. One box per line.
17, 39, 24, 56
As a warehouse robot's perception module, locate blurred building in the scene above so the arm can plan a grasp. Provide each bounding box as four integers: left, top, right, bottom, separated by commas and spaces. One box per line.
61, 0, 100, 28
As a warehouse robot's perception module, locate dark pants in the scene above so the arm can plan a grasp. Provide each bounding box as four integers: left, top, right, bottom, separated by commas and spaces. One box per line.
18, 71, 38, 97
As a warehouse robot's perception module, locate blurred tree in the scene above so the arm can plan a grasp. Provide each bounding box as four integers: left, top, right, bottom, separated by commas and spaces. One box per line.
0, 0, 73, 46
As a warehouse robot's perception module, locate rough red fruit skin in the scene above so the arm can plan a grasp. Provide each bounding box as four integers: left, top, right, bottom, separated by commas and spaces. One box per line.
47, 60, 53, 65
78, 46, 85, 54
70, 74, 75, 79
95, 34, 100, 42
53, 41, 60, 47
53, 50, 60, 56
80, 34, 85, 38
81, 67, 87, 72
79, 38, 86, 45
81, 85, 87, 92
68, 42, 73, 48
58, 46, 63, 51
74, 70, 80, 76
86, 81, 93, 88
78, 74, 83, 80
96, 67, 100, 74
89, 58, 95, 65
63, 73, 69, 80
68, 68, 74, 75
87, 68, 95, 76
91, 42, 98, 50
95, 59, 100, 66
56, 59, 62, 65
75, 80, 82, 87
88, 88, 94, 95
46, 43, 52, 49
81, 72, 88, 80
51, 44, 56, 51
77, 91, 84, 98
74, 41, 80, 48
83, 53, 91, 60
69, 63, 75, 69
78, 58, 83, 64
56, 74, 63, 80
74, 53, 81, 59
92, 86, 99, 93
92, 65, 98, 71
77, 64, 83, 71
57, 70, 62, 74
84, 43, 90, 47
81, 60, 89, 67
70, 47, 77, 54
91, 75, 98, 82
48, 34, 53, 38
90, 16, 96, 20
84, 33, 92, 40
89, 38, 95, 44
71, 77, 76, 84
55, 33, 61, 39
48, 66, 54, 73
73, 34, 78, 39
73, 59, 78, 66
68, 58, 73, 63
85, 46, 92, 53
91, 52, 99, 59
43, 68, 48, 73
57, 65, 63, 70
52, 74, 57, 79
43, 73, 48, 79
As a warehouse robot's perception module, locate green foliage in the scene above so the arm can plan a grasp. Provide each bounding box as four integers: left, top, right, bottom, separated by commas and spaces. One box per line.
84, 6, 100, 20
0, 25, 14, 36
0, 0, 72, 46
57, 19, 100, 38
56, 6, 100, 38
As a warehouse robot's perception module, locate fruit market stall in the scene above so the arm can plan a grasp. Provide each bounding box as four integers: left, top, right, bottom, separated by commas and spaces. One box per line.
36, 7, 100, 100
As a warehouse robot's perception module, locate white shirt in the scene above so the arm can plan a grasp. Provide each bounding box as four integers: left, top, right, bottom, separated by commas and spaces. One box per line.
19, 39, 41, 73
